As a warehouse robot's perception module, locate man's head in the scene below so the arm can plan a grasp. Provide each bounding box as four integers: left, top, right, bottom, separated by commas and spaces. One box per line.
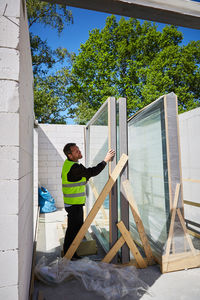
63, 143, 83, 162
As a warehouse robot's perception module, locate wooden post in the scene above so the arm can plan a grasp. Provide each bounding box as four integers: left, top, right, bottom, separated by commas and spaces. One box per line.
64, 154, 128, 260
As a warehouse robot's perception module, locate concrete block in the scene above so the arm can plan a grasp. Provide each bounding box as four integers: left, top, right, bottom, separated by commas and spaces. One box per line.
0, 145, 18, 160
47, 167, 58, 174
0, 158, 19, 180
39, 160, 48, 167
0, 0, 20, 17
19, 115, 34, 155
18, 202, 33, 247
19, 172, 33, 209
0, 285, 18, 300
47, 161, 57, 167
39, 172, 49, 179
0, 113, 19, 146
47, 149, 57, 156
19, 149, 32, 179
0, 250, 18, 287
0, 180, 18, 214
0, 80, 19, 113
0, 15, 19, 48
39, 142, 49, 149
39, 148, 48, 156
0, 215, 18, 250
39, 178, 48, 186
0, 48, 19, 80
48, 154, 57, 161
48, 178, 60, 184
38, 155, 48, 161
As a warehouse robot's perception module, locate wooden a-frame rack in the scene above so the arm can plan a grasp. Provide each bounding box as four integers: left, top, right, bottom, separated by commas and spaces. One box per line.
162, 183, 200, 273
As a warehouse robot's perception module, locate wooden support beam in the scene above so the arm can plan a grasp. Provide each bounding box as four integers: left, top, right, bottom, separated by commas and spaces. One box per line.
176, 208, 196, 255
162, 251, 200, 273
64, 154, 128, 260
165, 183, 180, 258
183, 178, 200, 183
102, 236, 125, 263
187, 229, 200, 240
184, 200, 200, 208
122, 179, 154, 265
89, 178, 108, 220
117, 221, 147, 268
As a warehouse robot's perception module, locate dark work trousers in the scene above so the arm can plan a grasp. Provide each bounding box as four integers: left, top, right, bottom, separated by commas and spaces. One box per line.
64, 205, 83, 255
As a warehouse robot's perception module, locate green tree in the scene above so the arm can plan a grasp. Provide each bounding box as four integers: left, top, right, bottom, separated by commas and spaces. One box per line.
27, 0, 73, 123
68, 16, 200, 124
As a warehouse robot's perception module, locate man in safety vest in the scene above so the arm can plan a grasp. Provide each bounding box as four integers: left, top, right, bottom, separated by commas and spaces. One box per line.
62, 143, 115, 259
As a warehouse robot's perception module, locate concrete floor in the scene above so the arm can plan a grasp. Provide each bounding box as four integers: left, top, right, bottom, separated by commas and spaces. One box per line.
32, 210, 200, 300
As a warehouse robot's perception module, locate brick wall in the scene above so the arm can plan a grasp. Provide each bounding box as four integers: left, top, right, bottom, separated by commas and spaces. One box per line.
38, 124, 85, 208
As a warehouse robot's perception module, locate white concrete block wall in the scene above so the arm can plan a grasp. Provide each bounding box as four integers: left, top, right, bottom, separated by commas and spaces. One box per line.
18, 1, 34, 299
38, 124, 85, 208
0, 0, 20, 298
34, 128, 39, 234
0, 1, 34, 299
179, 108, 200, 232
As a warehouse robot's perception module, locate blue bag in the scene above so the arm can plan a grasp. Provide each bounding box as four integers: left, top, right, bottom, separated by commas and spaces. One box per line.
38, 186, 57, 213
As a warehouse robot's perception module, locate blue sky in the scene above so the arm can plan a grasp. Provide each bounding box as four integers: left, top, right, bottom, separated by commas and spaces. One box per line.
30, 6, 200, 123
31, 6, 200, 55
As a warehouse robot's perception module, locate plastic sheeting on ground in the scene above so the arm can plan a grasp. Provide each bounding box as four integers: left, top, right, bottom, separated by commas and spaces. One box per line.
35, 257, 151, 299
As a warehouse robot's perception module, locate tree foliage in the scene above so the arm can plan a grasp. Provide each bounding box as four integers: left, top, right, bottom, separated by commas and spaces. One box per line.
68, 16, 200, 124
27, 0, 73, 123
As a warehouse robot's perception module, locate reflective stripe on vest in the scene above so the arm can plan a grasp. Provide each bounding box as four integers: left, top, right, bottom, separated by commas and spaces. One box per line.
62, 181, 86, 188
63, 192, 86, 197
62, 159, 86, 205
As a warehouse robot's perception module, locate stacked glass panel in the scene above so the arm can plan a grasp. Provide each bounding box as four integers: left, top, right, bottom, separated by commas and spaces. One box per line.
128, 98, 170, 256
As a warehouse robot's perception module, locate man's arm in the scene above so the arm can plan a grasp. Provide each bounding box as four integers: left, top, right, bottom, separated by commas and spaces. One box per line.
68, 161, 107, 182
68, 149, 115, 182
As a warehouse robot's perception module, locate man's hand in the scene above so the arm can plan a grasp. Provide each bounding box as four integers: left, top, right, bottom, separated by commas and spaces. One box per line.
104, 149, 115, 163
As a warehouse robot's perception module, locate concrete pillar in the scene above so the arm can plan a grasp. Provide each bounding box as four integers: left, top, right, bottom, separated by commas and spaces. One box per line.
0, 0, 34, 299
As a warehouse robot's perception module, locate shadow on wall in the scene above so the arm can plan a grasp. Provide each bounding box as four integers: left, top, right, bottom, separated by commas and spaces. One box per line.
37, 124, 85, 208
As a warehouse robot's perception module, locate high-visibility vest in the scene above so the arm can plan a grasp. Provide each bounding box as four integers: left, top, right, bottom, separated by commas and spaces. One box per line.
62, 159, 86, 205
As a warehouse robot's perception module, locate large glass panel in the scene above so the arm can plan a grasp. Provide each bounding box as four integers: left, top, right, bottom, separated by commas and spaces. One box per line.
87, 103, 110, 252
128, 99, 170, 256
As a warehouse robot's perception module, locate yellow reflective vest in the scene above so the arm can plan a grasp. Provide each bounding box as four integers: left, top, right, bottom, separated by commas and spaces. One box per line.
62, 159, 86, 205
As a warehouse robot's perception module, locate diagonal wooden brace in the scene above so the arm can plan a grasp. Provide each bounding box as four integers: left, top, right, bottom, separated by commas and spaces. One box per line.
165, 183, 180, 258
122, 179, 154, 265
64, 153, 128, 260
117, 221, 147, 268
102, 236, 125, 263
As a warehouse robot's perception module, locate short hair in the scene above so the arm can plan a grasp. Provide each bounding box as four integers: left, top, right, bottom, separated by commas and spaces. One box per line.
63, 143, 76, 158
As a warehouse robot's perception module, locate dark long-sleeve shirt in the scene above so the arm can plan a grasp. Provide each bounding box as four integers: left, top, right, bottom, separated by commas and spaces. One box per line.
67, 160, 107, 182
